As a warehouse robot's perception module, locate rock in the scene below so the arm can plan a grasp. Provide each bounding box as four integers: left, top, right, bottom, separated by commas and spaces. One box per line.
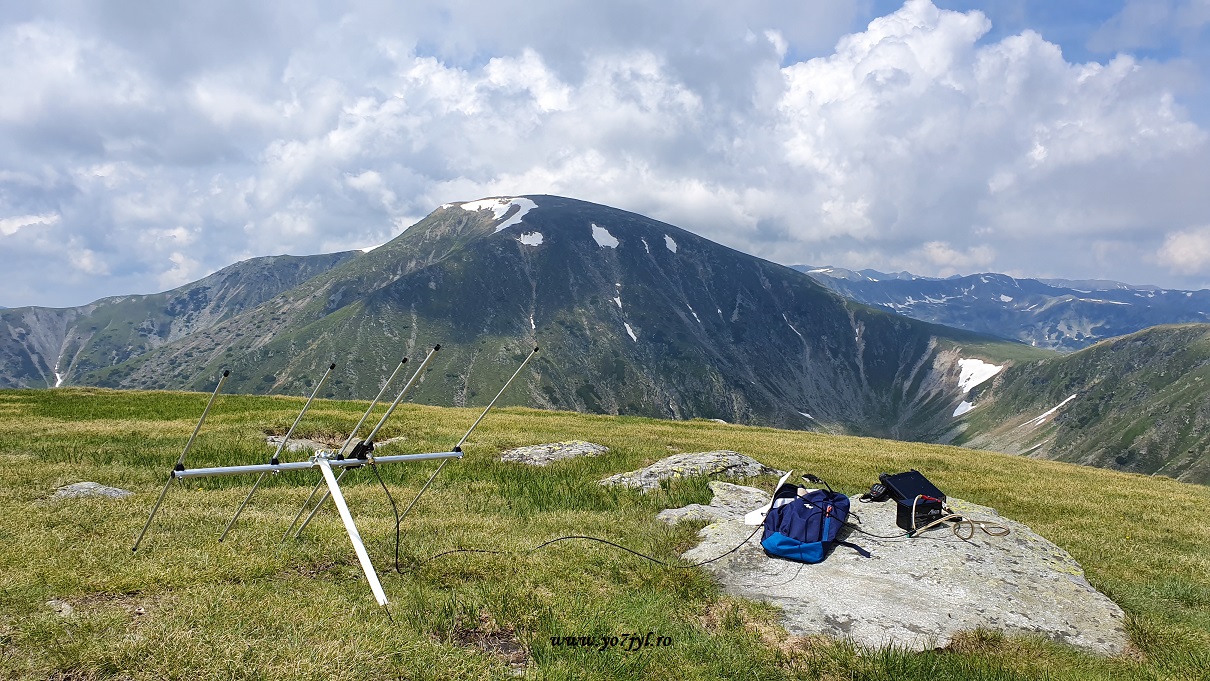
265, 435, 405, 453
657, 482, 771, 525
500, 441, 609, 466
47, 599, 74, 617
266, 435, 332, 453
600, 451, 781, 492
52, 482, 132, 500
675, 488, 1130, 655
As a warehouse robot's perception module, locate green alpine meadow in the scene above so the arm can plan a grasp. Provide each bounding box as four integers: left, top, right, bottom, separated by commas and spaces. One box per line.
2, 387, 1209, 680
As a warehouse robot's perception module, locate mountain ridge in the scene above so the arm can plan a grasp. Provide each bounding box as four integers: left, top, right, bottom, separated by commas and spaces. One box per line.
797, 265, 1210, 352
0, 252, 360, 389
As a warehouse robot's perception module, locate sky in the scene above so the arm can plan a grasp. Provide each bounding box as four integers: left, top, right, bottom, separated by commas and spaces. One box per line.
3, 0, 1210, 308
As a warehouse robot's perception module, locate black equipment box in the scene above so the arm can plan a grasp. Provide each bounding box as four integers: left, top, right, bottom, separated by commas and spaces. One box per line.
895, 497, 944, 531
879, 470, 946, 504
879, 470, 947, 532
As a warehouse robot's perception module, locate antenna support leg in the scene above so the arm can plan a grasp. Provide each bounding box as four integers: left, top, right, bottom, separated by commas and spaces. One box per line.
315, 454, 389, 606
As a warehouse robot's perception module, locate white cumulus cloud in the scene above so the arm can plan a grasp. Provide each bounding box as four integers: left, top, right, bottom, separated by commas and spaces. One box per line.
1, 0, 1209, 307
1157, 225, 1210, 274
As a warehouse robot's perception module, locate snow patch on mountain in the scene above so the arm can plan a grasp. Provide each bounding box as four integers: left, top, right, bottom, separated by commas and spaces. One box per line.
1000, 295, 1013, 303
592, 224, 619, 248
1025, 395, 1078, 427
957, 358, 1003, 393
624, 323, 637, 341
953, 401, 975, 417
687, 305, 701, 323
460, 197, 537, 232
641, 238, 650, 253
460, 197, 514, 218
613, 296, 622, 309
518, 232, 543, 246
783, 313, 805, 341
664, 235, 678, 253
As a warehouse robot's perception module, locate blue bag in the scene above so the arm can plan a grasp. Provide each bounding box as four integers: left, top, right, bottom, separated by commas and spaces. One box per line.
760, 481, 858, 563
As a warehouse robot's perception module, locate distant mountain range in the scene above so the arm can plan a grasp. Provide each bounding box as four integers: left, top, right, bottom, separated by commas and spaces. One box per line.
796, 265, 1210, 352
1, 196, 1208, 482
0, 253, 358, 389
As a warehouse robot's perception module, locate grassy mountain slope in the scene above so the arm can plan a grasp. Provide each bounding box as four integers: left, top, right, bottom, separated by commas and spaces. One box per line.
0, 252, 360, 389
953, 324, 1210, 483
79, 196, 1045, 441
2, 387, 1208, 679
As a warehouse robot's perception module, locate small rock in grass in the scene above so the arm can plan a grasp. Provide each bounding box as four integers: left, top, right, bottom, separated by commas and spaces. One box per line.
600, 451, 781, 492
52, 482, 131, 500
500, 441, 609, 466
47, 600, 74, 617
265, 434, 405, 453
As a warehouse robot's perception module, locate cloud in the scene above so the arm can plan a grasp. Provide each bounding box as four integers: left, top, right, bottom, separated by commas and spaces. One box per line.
2, 0, 1210, 308
1157, 225, 1210, 274
914, 241, 996, 273
158, 251, 201, 289
0, 212, 59, 236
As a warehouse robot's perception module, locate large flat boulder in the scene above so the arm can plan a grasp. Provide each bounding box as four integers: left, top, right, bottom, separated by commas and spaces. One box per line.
500, 441, 609, 466
673, 485, 1130, 655
600, 451, 781, 492
52, 482, 131, 500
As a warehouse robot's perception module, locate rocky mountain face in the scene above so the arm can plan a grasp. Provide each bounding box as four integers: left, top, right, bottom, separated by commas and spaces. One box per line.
72, 196, 1035, 439
0, 252, 359, 388
948, 324, 1210, 484
797, 266, 1210, 352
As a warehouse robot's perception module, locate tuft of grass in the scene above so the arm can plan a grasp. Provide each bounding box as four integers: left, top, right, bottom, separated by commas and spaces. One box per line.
1, 387, 1209, 679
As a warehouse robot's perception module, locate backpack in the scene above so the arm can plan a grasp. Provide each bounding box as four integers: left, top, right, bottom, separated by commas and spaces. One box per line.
760, 480, 861, 563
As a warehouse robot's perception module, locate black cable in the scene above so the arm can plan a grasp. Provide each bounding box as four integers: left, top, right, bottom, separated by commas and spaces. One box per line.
368, 462, 404, 572
841, 522, 911, 540
368, 463, 764, 574
396, 525, 764, 576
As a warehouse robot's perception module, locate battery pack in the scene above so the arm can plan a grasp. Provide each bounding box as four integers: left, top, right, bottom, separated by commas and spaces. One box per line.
895, 497, 944, 531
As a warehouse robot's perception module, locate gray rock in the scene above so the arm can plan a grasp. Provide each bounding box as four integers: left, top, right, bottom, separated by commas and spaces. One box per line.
52, 482, 131, 500
657, 481, 771, 525
600, 451, 781, 492
265, 435, 405, 454
677, 488, 1129, 655
266, 435, 333, 453
500, 440, 609, 466
47, 599, 74, 616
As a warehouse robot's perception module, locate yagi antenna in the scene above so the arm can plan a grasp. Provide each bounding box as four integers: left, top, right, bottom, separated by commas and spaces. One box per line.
219, 363, 336, 542
284, 345, 440, 541
131, 343, 538, 608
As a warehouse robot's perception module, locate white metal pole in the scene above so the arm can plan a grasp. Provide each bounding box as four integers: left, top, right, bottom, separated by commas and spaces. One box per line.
316, 457, 389, 607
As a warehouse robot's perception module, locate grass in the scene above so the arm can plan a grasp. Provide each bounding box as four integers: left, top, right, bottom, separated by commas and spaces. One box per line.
1, 388, 1209, 680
